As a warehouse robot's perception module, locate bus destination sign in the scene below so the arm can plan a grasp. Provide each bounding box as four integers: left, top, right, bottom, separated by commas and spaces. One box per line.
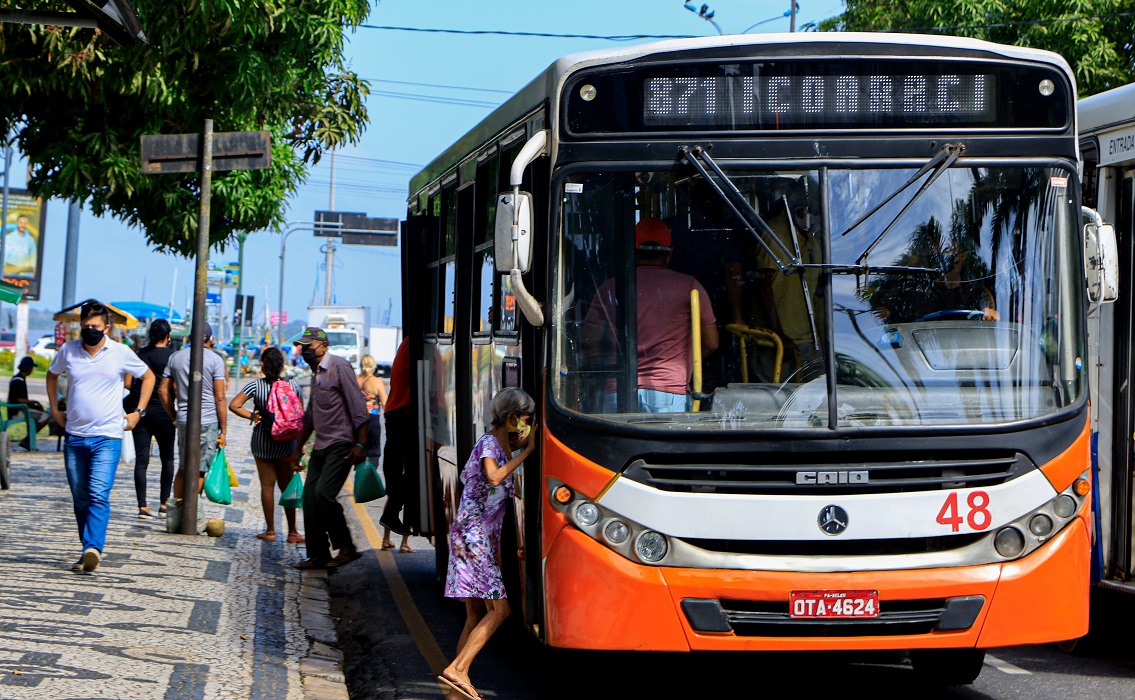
564, 59, 1070, 134
644, 73, 993, 128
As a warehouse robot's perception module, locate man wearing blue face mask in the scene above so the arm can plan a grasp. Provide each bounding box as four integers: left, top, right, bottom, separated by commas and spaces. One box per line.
47, 301, 155, 572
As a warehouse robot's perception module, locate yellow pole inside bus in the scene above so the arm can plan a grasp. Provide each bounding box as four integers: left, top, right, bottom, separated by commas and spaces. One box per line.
691, 289, 703, 412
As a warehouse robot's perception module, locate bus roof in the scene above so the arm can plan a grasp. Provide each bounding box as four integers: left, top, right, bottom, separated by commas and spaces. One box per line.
1079, 82, 1135, 136
409, 33, 1074, 198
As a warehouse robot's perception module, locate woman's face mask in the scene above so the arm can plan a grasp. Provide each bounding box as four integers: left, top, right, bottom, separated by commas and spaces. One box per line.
507, 415, 531, 444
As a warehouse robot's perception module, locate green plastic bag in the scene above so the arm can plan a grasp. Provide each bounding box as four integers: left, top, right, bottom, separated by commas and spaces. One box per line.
353, 462, 386, 503
204, 447, 232, 505
279, 473, 304, 508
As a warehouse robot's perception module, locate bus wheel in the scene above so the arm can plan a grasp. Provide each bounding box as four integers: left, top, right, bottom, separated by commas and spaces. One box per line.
0, 431, 10, 489
909, 649, 986, 685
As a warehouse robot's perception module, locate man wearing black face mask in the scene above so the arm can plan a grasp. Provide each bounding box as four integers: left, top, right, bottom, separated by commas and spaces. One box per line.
289, 327, 369, 570
47, 301, 155, 572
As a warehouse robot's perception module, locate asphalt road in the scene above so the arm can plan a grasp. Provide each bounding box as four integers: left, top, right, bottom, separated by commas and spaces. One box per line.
330, 502, 1135, 700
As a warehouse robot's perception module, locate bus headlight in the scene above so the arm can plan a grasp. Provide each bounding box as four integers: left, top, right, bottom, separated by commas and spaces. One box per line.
604, 519, 630, 544
574, 502, 600, 527
988, 469, 1089, 561
635, 531, 668, 563
549, 478, 669, 566
994, 527, 1026, 558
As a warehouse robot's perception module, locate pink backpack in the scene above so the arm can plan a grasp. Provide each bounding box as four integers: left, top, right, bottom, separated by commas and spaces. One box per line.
267, 379, 304, 441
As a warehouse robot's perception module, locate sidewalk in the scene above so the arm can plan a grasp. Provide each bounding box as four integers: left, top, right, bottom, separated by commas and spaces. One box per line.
0, 414, 350, 700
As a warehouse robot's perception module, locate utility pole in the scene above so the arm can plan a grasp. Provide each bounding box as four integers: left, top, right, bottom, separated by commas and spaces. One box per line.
231, 232, 246, 380
790, 0, 797, 32
62, 201, 80, 307
325, 149, 336, 305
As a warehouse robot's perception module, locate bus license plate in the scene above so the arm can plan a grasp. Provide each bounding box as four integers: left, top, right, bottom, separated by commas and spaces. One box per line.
789, 590, 879, 618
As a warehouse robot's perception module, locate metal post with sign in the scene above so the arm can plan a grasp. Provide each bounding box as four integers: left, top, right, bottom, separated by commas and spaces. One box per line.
140, 126, 270, 534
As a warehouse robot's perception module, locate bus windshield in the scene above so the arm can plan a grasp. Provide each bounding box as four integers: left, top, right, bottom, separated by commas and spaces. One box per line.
554, 165, 1084, 430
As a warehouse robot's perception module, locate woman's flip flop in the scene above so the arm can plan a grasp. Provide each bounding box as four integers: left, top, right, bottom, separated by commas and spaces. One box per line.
381, 541, 396, 550
438, 674, 482, 700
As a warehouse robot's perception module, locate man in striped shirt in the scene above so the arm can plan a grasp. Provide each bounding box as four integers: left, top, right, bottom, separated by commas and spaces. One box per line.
290, 327, 369, 569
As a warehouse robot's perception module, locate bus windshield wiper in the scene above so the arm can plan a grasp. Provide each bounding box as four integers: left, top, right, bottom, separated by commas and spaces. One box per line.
840, 143, 964, 268
679, 145, 800, 274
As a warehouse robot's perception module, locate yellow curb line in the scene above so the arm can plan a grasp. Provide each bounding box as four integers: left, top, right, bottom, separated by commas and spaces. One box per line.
343, 478, 451, 682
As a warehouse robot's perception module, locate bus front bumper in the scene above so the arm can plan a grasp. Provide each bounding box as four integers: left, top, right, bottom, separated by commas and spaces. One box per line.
543, 514, 1089, 651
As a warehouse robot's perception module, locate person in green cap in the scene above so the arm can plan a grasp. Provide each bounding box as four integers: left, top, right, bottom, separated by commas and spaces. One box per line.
290, 327, 369, 569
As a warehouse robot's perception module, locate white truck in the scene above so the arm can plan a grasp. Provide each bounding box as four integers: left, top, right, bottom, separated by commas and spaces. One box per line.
368, 326, 401, 377
306, 305, 370, 370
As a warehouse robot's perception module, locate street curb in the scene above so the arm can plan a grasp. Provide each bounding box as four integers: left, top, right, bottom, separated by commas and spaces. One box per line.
296, 569, 351, 699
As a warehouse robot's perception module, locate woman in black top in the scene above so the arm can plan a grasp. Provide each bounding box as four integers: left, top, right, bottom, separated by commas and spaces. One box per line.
124, 320, 177, 518
228, 347, 304, 543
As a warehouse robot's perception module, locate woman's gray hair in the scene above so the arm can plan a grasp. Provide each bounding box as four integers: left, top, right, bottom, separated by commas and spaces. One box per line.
489, 387, 535, 426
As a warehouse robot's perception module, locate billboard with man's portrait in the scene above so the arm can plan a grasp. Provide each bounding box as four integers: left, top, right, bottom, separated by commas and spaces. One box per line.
2, 190, 47, 301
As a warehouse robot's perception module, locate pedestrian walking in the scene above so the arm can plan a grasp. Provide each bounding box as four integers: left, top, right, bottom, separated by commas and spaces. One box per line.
159, 323, 227, 513
124, 320, 177, 518
7, 355, 55, 449
45, 301, 155, 572
379, 338, 417, 551
439, 387, 537, 700
228, 346, 305, 543
289, 327, 369, 570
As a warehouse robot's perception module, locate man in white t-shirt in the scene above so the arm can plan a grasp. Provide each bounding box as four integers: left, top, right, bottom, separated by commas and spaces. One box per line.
47, 301, 155, 572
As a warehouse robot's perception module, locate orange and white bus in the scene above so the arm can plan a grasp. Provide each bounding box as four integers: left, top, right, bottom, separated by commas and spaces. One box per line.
402, 33, 1108, 684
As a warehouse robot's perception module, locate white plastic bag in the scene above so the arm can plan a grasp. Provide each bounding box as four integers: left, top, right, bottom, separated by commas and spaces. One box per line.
121, 431, 136, 465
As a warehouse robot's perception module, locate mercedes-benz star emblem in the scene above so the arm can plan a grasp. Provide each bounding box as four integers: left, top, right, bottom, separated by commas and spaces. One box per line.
818, 505, 849, 536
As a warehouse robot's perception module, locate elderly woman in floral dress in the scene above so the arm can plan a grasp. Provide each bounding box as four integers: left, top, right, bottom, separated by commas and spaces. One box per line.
438, 388, 537, 700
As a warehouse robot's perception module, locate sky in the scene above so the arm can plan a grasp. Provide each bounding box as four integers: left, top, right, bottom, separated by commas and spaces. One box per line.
14, 0, 847, 334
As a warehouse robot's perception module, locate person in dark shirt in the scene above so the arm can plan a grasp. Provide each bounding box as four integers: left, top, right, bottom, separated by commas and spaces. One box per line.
123, 320, 178, 518
8, 356, 51, 450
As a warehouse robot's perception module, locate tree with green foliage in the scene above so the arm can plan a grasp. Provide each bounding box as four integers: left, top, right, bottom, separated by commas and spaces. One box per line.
820, 0, 1135, 97
0, 1, 370, 255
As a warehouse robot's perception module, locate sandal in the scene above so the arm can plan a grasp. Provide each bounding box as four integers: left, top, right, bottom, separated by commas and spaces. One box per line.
286, 533, 305, 544
256, 532, 277, 542
438, 673, 483, 700
381, 541, 396, 550
400, 544, 416, 554
327, 548, 364, 568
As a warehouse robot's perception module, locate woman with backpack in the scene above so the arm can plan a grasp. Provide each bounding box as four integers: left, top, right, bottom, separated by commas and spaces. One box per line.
228, 346, 305, 543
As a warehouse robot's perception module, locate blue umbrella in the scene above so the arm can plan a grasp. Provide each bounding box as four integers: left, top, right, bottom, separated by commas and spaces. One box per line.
110, 300, 183, 323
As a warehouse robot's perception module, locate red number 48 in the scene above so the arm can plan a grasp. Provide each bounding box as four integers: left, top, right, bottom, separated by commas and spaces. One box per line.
936, 491, 991, 532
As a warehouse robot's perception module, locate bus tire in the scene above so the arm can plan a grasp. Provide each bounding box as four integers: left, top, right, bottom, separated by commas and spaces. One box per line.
0, 432, 10, 490
909, 648, 985, 685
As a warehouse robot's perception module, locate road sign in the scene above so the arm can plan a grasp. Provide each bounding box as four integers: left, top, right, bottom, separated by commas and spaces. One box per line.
206, 292, 221, 305
270, 310, 288, 325
140, 130, 271, 175
314, 210, 365, 237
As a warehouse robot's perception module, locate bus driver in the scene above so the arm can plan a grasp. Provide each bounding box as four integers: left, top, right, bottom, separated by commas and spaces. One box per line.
582, 217, 719, 413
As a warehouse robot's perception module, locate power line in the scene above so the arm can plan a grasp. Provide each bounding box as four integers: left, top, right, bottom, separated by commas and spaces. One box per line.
358, 24, 695, 41
366, 78, 514, 95
372, 89, 501, 108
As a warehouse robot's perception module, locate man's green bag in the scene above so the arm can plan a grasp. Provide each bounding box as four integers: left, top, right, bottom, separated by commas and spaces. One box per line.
353, 462, 386, 503
204, 447, 232, 505
279, 473, 304, 508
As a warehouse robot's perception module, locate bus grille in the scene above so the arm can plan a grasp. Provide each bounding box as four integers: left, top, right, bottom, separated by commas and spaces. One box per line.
680, 533, 984, 557
623, 451, 1030, 495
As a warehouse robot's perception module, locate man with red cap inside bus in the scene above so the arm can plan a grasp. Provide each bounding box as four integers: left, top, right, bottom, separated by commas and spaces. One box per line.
583, 217, 719, 412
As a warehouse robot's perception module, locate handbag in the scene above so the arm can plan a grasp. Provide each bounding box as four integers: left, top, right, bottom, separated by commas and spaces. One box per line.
279, 472, 304, 508
353, 461, 386, 503
204, 447, 232, 505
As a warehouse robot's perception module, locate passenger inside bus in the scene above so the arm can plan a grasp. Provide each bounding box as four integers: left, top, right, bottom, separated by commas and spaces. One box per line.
581, 218, 719, 412
736, 180, 825, 381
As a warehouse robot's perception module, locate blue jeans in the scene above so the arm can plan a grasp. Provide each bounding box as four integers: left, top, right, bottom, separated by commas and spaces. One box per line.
602, 389, 692, 413
64, 435, 123, 553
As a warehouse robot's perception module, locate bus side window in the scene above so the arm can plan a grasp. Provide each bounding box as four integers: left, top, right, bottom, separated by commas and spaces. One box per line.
474, 149, 499, 336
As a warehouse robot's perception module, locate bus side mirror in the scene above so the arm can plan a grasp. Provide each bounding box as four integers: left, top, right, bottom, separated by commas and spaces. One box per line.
495, 192, 533, 273
1085, 219, 1119, 303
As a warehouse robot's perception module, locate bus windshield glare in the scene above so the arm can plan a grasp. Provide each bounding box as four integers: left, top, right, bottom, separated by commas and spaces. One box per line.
554, 165, 1083, 429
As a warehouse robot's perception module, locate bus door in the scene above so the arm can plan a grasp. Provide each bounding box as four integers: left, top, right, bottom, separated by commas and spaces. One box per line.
1095, 161, 1135, 586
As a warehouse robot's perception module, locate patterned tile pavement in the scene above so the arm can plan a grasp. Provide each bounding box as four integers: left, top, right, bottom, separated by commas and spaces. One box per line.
0, 412, 349, 700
